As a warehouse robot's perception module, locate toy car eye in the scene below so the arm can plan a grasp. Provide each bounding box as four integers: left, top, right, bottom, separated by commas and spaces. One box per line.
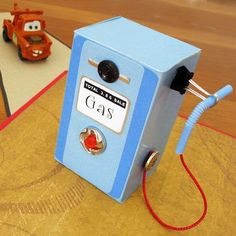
29, 25, 33, 30
35, 26, 38, 30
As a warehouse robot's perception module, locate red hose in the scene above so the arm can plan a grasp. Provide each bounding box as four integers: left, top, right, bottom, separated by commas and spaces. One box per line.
142, 154, 207, 231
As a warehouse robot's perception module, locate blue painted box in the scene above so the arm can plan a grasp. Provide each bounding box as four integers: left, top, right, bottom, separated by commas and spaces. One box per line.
55, 17, 201, 202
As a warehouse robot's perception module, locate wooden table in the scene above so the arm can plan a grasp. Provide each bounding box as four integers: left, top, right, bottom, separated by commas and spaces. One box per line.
0, 1, 235, 235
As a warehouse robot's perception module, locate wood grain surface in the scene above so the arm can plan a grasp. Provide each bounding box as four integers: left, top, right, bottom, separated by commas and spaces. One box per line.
1, 0, 235, 136
0, 75, 235, 236
0, 1, 235, 236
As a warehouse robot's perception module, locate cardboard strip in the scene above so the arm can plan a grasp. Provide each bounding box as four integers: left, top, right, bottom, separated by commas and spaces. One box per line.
0, 70, 11, 117
0, 70, 67, 131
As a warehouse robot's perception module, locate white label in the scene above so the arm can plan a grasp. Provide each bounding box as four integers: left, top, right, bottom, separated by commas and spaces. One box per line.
77, 77, 130, 133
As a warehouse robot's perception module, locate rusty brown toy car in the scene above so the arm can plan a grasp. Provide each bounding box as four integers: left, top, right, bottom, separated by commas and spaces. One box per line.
2, 3, 52, 61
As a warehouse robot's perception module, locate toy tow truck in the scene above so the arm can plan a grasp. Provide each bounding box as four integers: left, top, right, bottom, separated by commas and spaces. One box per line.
2, 3, 52, 61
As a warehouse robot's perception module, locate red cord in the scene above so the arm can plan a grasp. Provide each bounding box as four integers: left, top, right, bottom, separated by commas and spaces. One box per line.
142, 154, 207, 231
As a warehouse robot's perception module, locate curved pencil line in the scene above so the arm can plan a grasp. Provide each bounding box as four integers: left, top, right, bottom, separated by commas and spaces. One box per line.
0, 221, 33, 235
0, 164, 64, 192
0, 180, 85, 214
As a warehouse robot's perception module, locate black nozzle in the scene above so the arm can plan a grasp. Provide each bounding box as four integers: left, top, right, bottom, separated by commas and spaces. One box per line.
170, 66, 194, 95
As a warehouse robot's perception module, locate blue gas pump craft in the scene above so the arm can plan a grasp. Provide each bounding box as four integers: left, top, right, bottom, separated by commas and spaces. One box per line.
55, 17, 201, 202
